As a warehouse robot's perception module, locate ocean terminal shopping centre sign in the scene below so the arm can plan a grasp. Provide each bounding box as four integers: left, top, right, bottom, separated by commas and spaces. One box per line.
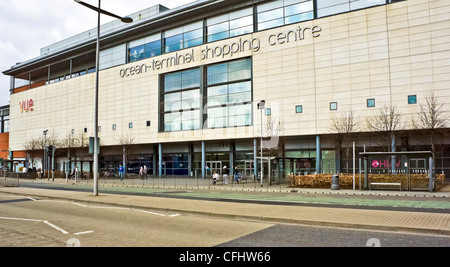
119, 25, 322, 78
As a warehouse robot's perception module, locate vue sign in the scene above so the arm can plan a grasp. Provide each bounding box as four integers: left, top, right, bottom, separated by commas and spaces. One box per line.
20, 99, 34, 113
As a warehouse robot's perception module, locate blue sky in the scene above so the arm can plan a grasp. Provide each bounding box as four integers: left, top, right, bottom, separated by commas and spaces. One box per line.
0, 0, 194, 107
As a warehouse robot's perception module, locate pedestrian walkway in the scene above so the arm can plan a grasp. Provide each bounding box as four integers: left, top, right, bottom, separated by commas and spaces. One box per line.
1, 178, 449, 237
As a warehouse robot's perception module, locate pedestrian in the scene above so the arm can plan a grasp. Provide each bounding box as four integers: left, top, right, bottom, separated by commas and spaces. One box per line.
119, 164, 125, 181
234, 166, 240, 183
143, 165, 148, 180
223, 166, 228, 184
212, 171, 219, 185
139, 166, 144, 179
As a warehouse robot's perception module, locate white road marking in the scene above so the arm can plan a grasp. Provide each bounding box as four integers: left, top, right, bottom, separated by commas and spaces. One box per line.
133, 209, 166, 217
0, 216, 42, 222
74, 230, 94, 236
70, 202, 88, 208
0, 217, 68, 235
43, 220, 69, 235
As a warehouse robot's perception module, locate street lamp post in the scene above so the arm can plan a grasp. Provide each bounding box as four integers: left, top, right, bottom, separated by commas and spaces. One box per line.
74, 0, 133, 196
257, 100, 266, 187
42, 130, 48, 178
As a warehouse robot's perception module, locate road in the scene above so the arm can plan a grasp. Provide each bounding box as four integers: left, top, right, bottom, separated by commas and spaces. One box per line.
1, 193, 449, 247
0, 193, 270, 247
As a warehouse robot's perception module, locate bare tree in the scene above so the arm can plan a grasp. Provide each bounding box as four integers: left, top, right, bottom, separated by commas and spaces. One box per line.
412, 92, 449, 172
117, 134, 136, 176
329, 110, 359, 174
366, 104, 403, 152
23, 137, 44, 169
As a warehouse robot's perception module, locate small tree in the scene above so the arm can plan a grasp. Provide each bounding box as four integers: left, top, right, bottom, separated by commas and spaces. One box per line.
412, 92, 449, 173
330, 110, 359, 174
366, 104, 403, 152
23, 137, 45, 169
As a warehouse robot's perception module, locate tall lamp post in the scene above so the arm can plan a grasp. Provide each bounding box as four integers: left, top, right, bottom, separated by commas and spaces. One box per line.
257, 100, 266, 187
74, 0, 133, 196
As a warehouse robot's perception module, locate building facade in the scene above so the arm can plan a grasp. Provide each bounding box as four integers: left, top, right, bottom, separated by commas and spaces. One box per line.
3, 0, 450, 180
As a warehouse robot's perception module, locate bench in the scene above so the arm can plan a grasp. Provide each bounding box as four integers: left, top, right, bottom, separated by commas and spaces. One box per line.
369, 182, 402, 191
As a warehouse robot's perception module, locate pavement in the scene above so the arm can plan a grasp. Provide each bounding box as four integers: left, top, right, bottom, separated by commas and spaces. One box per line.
1, 178, 450, 237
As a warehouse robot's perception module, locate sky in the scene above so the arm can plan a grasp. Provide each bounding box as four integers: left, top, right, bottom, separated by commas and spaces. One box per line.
0, 0, 195, 107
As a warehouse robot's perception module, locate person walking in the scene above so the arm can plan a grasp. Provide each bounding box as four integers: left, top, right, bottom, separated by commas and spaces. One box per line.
223, 166, 229, 184
143, 165, 148, 180
119, 164, 125, 181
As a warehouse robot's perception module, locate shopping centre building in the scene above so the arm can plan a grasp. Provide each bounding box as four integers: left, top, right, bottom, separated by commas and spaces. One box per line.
3, 0, 450, 182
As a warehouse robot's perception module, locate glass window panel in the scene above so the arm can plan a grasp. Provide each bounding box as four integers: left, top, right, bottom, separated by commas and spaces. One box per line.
258, 0, 284, 13
208, 85, 228, 97
318, 2, 350, 18
285, 12, 313, 24
181, 69, 200, 89
285, 1, 313, 16
229, 67, 251, 82
164, 92, 181, 102
258, 18, 285, 31
207, 63, 228, 85
258, 8, 284, 23
145, 40, 161, 57
182, 111, 200, 130
165, 34, 183, 53
209, 22, 229, 35
184, 29, 203, 48
229, 81, 251, 94
129, 45, 145, 62
350, 0, 385, 10
230, 25, 254, 38
209, 31, 229, 42
408, 95, 417, 105
164, 72, 182, 92
317, 0, 348, 9
207, 107, 227, 128
230, 15, 253, 30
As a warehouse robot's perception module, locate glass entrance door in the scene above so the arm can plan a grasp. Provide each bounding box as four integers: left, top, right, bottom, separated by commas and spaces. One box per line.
244, 160, 254, 179
206, 161, 222, 176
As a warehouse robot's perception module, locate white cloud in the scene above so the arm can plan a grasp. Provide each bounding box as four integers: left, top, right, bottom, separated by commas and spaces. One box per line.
0, 0, 194, 107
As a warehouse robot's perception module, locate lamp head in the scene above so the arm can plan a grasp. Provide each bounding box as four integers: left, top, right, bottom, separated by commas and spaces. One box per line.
121, 17, 133, 23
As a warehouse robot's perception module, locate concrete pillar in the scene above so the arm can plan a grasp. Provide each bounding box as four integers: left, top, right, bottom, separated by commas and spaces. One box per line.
158, 143, 162, 178
202, 141, 206, 179
316, 135, 321, 174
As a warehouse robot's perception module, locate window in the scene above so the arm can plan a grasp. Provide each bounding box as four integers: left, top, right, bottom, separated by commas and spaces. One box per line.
161, 58, 253, 132
257, 0, 313, 31
317, 0, 385, 18
147, 121, 151, 127
206, 58, 253, 129
330, 102, 338, 111
266, 108, 272, 116
112, 124, 117, 131
296, 105, 303, 114
162, 68, 201, 132
367, 98, 375, 108
84, 128, 87, 133
207, 8, 253, 42
408, 95, 417, 105
164, 21, 203, 53
129, 122, 133, 129
128, 34, 161, 63
100, 43, 126, 70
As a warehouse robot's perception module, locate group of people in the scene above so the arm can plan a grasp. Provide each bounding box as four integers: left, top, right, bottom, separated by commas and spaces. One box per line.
139, 165, 148, 180
212, 166, 242, 185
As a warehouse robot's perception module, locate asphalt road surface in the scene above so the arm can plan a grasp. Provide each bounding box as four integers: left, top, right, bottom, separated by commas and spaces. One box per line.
0, 193, 448, 247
